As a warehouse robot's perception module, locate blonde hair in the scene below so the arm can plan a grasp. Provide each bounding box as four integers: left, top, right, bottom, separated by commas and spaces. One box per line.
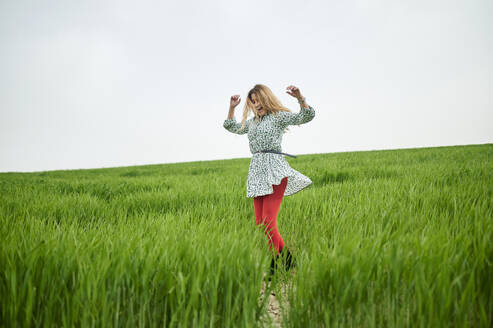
237, 84, 293, 133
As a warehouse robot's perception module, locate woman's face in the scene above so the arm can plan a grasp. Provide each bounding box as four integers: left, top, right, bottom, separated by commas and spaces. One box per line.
251, 93, 267, 117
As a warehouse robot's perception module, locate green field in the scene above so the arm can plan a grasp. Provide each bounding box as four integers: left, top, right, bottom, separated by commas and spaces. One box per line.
1, 143, 492, 327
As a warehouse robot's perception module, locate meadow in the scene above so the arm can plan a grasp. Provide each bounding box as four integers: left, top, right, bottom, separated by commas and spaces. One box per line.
1, 143, 492, 327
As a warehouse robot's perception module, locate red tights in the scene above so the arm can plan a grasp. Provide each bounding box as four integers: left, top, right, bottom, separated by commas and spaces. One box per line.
253, 176, 288, 257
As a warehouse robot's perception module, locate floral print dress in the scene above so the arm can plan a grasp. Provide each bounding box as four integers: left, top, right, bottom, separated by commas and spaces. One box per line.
223, 104, 316, 198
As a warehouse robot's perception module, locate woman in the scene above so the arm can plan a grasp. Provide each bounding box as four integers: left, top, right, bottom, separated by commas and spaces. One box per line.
223, 84, 316, 278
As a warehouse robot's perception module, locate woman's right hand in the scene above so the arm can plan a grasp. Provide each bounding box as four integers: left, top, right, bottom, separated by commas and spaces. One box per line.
230, 95, 241, 108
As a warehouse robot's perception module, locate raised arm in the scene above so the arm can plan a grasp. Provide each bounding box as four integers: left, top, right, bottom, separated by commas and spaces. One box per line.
278, 85, 316, 129
223, 116, 251, 135
276, 103, 316, 129
223, 94, 250, 135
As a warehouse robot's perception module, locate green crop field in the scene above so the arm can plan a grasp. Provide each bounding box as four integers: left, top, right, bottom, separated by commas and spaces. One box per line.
1, 143, 492, 327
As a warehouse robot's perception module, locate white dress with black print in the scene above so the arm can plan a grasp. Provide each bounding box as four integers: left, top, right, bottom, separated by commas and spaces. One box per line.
223, 104, 315, 198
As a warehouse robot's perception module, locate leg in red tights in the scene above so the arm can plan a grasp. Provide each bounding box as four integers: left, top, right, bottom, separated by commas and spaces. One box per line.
253, 177, 288, 257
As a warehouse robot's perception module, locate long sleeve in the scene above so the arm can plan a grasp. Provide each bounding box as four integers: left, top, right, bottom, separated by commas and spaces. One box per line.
223, 117, 251, 135
276, 104, 315, 129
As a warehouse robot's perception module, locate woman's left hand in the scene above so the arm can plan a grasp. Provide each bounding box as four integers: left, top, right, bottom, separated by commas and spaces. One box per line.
286, 85, 303, 99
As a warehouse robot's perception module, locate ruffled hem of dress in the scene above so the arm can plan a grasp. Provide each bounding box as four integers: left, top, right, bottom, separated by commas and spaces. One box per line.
246, 152, 313, 198
246, 171, 313, 198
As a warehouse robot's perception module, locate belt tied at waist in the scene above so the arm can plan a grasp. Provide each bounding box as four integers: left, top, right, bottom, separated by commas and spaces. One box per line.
254, 149, 297, 158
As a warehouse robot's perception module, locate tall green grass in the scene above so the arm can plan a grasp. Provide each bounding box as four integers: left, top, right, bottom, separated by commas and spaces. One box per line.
1, 144, 492, 327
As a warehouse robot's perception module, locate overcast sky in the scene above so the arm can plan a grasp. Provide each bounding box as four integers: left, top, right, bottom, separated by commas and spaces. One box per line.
1, 0, 491, 173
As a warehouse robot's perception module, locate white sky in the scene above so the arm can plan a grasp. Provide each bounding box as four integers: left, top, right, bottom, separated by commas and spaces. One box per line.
1, 0, 492, 173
